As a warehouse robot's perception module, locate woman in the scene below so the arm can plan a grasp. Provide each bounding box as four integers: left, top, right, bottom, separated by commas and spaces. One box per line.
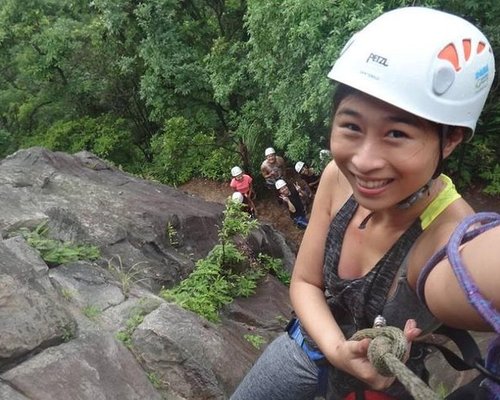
295, 161, 322, 195
230, 166, 257, 215
275, 179, 309, 229
231, 7, 498, 400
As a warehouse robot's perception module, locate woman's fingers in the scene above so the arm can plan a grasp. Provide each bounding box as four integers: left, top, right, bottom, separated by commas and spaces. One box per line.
402, 319, 421, 363
403, 319, 422, 341
338, 339, 393, 390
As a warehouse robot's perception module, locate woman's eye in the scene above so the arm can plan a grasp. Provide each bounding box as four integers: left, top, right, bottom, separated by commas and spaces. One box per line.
341, 123, 360, 131
387, 130, 408, 139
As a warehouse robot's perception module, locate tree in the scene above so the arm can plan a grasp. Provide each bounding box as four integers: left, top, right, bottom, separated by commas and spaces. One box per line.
0, 0, 155, 167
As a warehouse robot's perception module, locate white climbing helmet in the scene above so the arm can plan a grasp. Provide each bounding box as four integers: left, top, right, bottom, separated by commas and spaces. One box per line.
231, 166, 243, 177
295, 161, 305, 174
265, 147, 276, 157
231, 192, 244, 203
328, 7, 495, 135
275, 179, 287, 190
319, 149, 332, 160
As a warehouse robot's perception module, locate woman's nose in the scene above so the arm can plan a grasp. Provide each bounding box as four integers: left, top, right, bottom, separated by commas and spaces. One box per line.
351, 140, 386, 172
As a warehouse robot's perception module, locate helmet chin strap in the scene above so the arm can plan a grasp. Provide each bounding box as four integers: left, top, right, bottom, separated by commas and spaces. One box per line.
358, 126, 447, 229
358, 178, 434, 229
396, 179, 434, 209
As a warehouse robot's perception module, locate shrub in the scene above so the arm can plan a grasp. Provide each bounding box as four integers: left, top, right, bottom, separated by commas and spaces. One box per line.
161, 200, 283, 322
16, 222, 100, 266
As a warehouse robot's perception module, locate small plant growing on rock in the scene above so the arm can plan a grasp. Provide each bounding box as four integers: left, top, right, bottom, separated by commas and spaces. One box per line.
147, 372, 165, 390
106, 255, 150, 298
258, 253, 290, 285
115, 314, 144, 348
15, 222, 100, 266
166, 222, 179, 247
275, 315, 289, 326
60, 288, 75, 301
115, 306, 148, 349
244, 334, 266, 349
60, 323, 75, 342
82, 305, 101, 320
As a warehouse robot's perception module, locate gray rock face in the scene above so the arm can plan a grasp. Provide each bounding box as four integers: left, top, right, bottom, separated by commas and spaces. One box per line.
2, 332, 164, 400
0, 147, 295, 399
0, 237, 75, 368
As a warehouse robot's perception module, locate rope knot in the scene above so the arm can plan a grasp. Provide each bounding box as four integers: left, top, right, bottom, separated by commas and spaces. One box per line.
350, 326, 408, 377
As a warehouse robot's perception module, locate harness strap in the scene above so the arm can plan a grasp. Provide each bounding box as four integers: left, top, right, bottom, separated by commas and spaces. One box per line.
285, 317, 328, 395
285, 317, 325, 362
430, 325, 482, 371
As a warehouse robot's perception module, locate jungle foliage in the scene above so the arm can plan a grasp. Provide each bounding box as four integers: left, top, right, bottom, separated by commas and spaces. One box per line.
0, 0, 498, 193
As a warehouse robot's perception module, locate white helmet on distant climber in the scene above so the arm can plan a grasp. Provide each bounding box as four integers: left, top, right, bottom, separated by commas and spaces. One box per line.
231, 166, 243, 177
328, 7, 495, 135
275, 179, 287, 190
294, 161, 305, 174
231, 192, 244, 203
265, 147, 276, 157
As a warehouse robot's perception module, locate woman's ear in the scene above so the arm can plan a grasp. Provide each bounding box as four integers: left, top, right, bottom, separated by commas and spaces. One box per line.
443, 127, 465, 159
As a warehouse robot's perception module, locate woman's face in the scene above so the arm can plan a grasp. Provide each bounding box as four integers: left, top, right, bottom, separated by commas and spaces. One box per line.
331, 92, 440, 211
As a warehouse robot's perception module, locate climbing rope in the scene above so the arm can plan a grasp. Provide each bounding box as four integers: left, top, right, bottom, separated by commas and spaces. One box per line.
418, 212, 500, 398
417, 212, 500, 332
350, 323, 440, 400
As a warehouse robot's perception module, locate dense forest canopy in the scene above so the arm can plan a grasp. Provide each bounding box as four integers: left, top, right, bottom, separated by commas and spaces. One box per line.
0, 0, 499, 193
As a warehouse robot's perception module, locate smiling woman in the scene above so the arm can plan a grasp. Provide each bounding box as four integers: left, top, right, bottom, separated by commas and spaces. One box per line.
230, 6, 499, 400
330, 88, 463, 219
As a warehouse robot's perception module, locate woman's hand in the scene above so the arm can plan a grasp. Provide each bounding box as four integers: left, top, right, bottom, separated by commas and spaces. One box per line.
329, 319, 421, 391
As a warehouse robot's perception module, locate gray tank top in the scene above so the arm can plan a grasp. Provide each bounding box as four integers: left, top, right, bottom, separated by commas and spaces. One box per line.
316, 196, 437, 399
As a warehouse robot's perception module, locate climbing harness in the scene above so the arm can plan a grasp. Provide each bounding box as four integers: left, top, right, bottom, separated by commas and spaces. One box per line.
286, 317, 325, 362
417, 212, 500, 399
285, 317, 328, 395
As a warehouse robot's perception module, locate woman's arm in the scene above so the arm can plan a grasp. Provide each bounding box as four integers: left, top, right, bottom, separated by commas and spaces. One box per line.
424, 224, 500, 331
290, 161, 350, 361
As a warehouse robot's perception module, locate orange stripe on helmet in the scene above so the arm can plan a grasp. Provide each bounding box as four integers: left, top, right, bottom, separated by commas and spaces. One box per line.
463, 39, 471, 61
477, 41, 486, 54
438, 43, 461, 71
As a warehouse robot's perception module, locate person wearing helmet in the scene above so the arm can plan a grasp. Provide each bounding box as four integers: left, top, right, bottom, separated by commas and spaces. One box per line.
261, 147, 287, 189
295, 161, 322, 195
230, 191, 256, 218
275, 179, 309, 229
230, 166, 255, 199
231, 7, 498, 400
230, 166, 257, 216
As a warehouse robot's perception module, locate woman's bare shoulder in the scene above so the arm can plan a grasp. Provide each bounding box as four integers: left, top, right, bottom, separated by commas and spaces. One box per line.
407, 197, 475, 286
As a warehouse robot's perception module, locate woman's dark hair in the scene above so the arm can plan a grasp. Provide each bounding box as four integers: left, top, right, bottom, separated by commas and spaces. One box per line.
332, 83, 360, 115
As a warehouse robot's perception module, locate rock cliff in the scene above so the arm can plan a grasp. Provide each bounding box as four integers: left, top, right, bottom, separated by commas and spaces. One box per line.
0, 147, 294, 399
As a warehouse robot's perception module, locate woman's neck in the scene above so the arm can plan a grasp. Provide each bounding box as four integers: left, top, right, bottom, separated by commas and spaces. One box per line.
358, 178, 444, 231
